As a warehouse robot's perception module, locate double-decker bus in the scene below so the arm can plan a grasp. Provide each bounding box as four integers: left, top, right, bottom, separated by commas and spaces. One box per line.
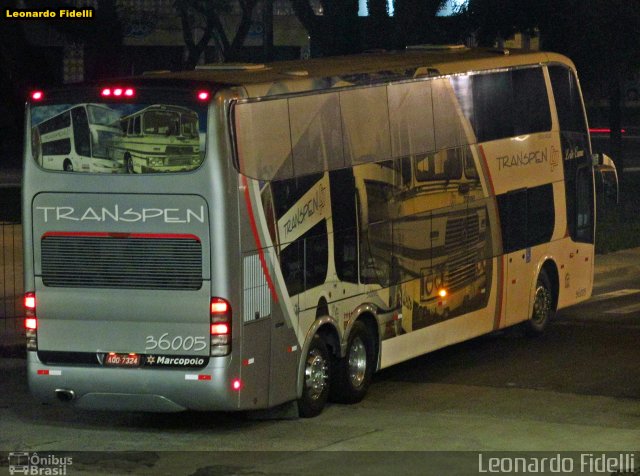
31, 103, 123, 173
23, 47, 616, 416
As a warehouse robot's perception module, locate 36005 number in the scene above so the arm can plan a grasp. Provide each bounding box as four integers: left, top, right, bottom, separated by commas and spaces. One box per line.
145, 333, 207, 352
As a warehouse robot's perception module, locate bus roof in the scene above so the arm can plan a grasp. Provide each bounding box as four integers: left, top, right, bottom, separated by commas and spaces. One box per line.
134, 48, 574, 98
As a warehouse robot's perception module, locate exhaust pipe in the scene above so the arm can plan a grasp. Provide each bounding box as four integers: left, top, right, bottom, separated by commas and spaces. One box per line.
55, 389, 75, 403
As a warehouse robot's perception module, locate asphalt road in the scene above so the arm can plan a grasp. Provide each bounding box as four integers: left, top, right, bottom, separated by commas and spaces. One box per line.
1, 266, 639, 475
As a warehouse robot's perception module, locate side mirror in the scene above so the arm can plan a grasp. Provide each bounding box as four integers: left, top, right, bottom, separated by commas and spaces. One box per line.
593, 153, 619, 206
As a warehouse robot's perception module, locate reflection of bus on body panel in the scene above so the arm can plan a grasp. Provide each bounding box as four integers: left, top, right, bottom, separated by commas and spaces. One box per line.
113, 104, 201, 173
31, 103, 122, 173
24, 48, 617, 418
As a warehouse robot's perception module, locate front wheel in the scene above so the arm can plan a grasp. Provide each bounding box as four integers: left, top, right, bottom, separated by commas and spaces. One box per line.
125, 154, 135, 174
330, 321, 375, 404
298, 334, 331, 418
526, 269, 555, 335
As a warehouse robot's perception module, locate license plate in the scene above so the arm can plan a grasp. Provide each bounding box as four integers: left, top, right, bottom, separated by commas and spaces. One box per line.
104, 353, 140, 367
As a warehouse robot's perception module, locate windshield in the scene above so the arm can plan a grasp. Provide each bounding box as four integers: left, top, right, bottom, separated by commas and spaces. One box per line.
31, 102, 207, 174
87, 104, 120, 126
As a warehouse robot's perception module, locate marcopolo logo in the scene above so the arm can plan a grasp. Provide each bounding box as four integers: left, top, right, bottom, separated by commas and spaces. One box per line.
8, 452, 72, 475
144, 355, 207, 368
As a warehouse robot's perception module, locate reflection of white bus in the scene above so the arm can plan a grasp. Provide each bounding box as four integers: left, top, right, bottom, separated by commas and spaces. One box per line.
112, 104, 201, 173
32, 103, 122, 173
25, 48, 616, 418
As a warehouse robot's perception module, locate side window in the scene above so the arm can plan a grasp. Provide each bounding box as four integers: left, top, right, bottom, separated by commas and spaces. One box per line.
414, 147, 463, 182
279, 221, 328, 295
512, 68, 551, 135
42, 139, 71, 156
549, 66, 588, 134
471, 71, 513, 142
133, 116, 141, 135
497, 184, 555, 253
497, 189, 528, 253
549, 65, 594, 244
575, 166, 594, 243
329, 168, 358, 283
71, 107, 91, 157
451, 67, 551, 143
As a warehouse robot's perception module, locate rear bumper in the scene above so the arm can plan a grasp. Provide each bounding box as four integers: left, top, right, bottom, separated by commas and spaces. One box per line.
27, 351, 240, 412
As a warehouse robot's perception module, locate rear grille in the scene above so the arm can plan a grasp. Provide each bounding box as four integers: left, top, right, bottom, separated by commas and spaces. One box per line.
41, 234, 202, 290
167, 157, 193, 166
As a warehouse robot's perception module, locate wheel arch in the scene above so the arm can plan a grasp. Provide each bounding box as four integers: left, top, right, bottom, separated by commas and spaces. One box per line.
296, 316, 341, 398
341, 303, 382, 372
527, 257, 559, 319
351, 312, 380, 373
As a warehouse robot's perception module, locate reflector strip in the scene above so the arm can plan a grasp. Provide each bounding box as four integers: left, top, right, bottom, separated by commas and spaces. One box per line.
37, 369, 62, 376
42, 231, 200, 241
185, 374, 212, 381
242, 358, 255, 366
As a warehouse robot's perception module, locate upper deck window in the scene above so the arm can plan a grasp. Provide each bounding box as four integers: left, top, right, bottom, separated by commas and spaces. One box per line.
451, 67, 552, 143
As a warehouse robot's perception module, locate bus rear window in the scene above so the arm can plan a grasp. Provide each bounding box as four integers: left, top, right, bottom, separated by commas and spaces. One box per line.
30, 103, 207, 174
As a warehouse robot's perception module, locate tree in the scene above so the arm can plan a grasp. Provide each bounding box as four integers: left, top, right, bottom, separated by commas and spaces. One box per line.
0, 0, 124, 165
462, 0, 640, 178
175, 0, 260, 68
290, 0, 360, 56
393, 0, 449, 47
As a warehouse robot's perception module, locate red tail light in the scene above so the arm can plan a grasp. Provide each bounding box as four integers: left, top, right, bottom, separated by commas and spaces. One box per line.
24, 292, 38, 351
197, 91, 210, 101
25, 293, 36, 311
210, 323, 229, 335
31, 91, 44, 101
210, 297, 231, 356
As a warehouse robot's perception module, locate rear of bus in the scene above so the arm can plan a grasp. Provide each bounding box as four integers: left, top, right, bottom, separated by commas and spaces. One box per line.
23, 83, 245, 412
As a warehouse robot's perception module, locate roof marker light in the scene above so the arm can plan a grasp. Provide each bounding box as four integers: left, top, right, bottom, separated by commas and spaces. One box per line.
31, 91, 44, 101
124, 88, 135, 97
197, 91, 210, 101
113, 88, 123, 96
101, 88, 112, 97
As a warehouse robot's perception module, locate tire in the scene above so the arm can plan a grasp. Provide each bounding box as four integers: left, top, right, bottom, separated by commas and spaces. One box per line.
330, 321, 375, 404
298, 334, 331, 418
125, 154, 135, 174
526, 269, 555, 335
63, 160, 73, 172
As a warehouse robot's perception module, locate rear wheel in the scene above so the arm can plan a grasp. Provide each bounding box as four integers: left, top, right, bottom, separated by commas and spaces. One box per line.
526, 269, 555, 335
330, 321, 375, 404
298, 334, 331, 418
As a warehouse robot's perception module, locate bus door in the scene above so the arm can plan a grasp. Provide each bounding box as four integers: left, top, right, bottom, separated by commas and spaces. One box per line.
498, 189, 533, 326
241, 181, 308, 408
